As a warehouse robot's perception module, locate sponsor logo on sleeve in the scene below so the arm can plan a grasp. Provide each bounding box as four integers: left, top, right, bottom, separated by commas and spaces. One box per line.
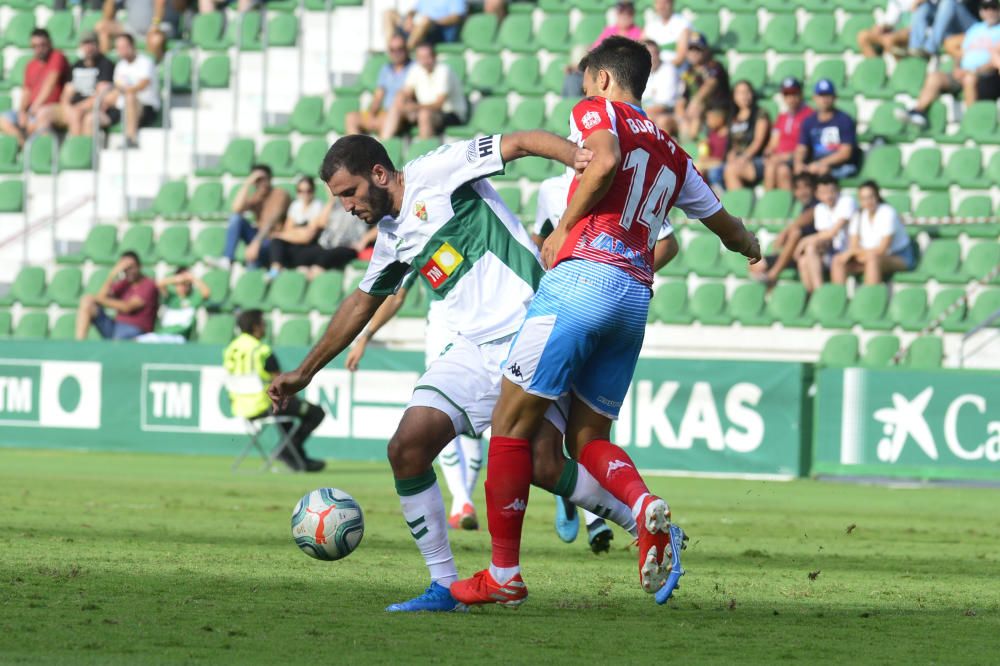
419, 242, 464, 288
582, 111, 601, 129
466, 136, 494, 162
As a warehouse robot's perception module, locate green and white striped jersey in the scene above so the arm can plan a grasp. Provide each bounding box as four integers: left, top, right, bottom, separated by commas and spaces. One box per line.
359, 135, 545, 345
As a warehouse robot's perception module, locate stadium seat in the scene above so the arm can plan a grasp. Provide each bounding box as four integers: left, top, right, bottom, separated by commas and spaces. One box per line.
650, 281, 693, 324
189, 182, 225, 220
896, 239, 960, 283
303, 270, 345, 315
0, 266, 46, 307
959, 243, 1000, 282
199, 314, 236, 344
29, 134, 56, 174
496, 187, 522, 215
58, 136, 90, 171
509, 98, 547, 132
720, 188, 753, 219
721, 13, 761, 53
405, 138, 442, 162
840, 13, 874, 51
819, 333, 859, 366
689, 283, 731, 325
84, 268, 110, 295
901, 336, 943, 369
265, 96, 324, 136
802, 14, 839, 54
572, 14, 607, 46
440, 54, 466, 83
751, 189, 792, 225
293, 139, 328, 177
902, 147, 945, 191
50, 313, 77, 341
334, 55, 386, 96
326, 96, 360, 134
766, 282, 809, 326
46, 267, 82, 307
887, 286, 928, 331
883, 192, 911, 215
266, 271, 309, 313
0, 179, 23, 212
276, 318, 311, 346
536, 14, 570, 53
767, 58, 805, 93
119, 226, 155, 264
46, 11, 76, 50
196, 138, 254, 178
541, 57, 569, 94
201, 268, 231, 305
953, 195, 993, 222
807, 60, 847, 94
728, 282, 771, 326
888, 58, 926, 97
192, 12, 228, 50
807, 284, 849, 329
60, 225, 117, 265
445, 97, 507, 139
498, 13, 535, 53
13, 312, 48, 339
939, 101, 998, 144
945, 288, 1000, 333
437, 13, 497, 55
129, 180, 188, 222
0, 54, 30, 93
684, 234, 726, 277
761, 14, 797, 53
861, 334, 900, 367
198, 55, 231, 89
258, 138, 295, 177
860, 102, 906, 143
398, 281, 430, 318
925, 288, 967, 329
467, 55, 503, 95
847, 58, 886, 97
227, 270, 268, 310
913, 192, 951, 220
545, 98, 577, 134
265, 13, 298, 47
169, 53, 192, 93
504, 56, 544, 96
157, 226, 194, 266
843, 284, 889, 329
731, 58, 766, 90
2, 11, 36, 48
0, 135, 20, 173
944, 148, 988, 189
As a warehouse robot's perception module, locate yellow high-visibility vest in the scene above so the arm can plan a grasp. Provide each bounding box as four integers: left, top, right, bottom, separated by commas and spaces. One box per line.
222, 333, 273, 418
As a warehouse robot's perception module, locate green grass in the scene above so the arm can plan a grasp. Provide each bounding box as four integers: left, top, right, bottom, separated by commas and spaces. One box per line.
1, 449, 998, 664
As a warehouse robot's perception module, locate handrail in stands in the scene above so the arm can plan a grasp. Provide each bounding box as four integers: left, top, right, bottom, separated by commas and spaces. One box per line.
959, 306, 1000, 368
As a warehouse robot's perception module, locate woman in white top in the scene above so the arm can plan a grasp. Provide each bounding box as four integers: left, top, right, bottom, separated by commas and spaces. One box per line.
831, 180, 915, 285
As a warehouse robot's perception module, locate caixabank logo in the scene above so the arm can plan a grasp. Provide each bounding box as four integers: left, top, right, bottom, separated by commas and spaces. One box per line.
0, 360, 101, 429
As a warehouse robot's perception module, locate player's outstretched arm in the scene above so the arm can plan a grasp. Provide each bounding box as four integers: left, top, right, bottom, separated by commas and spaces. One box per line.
344, 287, 409, 371
268, 288, 386, 406
700, 208, 762, 264
499, 131, 592, 171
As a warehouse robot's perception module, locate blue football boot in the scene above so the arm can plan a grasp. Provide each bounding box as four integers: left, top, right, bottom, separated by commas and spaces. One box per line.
554, 496, 579, 543
385, 582, 468, 612
655, 524, 688, 605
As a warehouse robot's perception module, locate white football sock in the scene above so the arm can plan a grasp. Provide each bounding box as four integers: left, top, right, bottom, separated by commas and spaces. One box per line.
397, 479, 458, 588
581, 508, 601, 527
489, 564, 520, 585
459, 435, 483, 497
569, 464, 638, 537
437, 438, 471, 515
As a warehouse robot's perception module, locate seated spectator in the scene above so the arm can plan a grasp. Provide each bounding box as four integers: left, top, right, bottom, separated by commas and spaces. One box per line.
137, 267, 211, 343
899, 0, 1000, 127
792, 79, 858, 180
831, 181, 915, 285
384, 0, 467, 51
57, 32, 114, 137
221, 164, 292, 270
642, 40, 681, 132
593, 1, 643, 48
0, 29, 70, 148
723, 80, 771, 190
795, 175, 857, 293
750, 172, 818, 286
380, 42, 466, 140
223, 309, 326, 472
676, 32, 730, 140
763, 77, 812, 190
695, 104, 729, 190
561, 45, 588, 98
345, 36, 412, 136
644, 0, 692, 56
75, 251, 159, 340
95, 0, 179, 63
85, 34, 160, 148
909, 0, 976, 57
857, 0, 912, 58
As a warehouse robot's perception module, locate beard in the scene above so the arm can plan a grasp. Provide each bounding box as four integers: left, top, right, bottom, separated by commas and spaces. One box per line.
365, 176, 393, 223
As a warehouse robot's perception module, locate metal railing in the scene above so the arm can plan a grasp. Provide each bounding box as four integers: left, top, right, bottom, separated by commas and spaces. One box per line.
959, 307, 1000, 368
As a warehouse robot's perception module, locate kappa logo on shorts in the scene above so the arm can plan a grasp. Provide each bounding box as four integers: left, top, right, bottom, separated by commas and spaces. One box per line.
507, 363, 523, 379
582, 111, 601, 129
420, 242, 464, 289
503, 498, 527, 512
466, 136, 494, 162
606, 459, 634, 477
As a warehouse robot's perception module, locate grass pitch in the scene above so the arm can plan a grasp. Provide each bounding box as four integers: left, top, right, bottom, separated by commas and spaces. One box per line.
1, 448, 998, 665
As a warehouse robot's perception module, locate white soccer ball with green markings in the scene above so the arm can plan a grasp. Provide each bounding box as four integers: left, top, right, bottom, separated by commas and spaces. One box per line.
291, 488, 364, 561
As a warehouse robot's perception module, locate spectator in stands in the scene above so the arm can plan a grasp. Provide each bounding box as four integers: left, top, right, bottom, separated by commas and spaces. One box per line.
642, 40, 681, 132
561, 45, 588, 98
643, 0, 691, 56
676, 32, 730, 140
221, 164, 292, 270
223, 309, 326, 473
593, 2, 643, 48
384, 0, 467, 51
763, 77, 812, 191
380, 42, 466, 140
95, 0, 177, 63
750, 172, 818, 287
909, 0, 977, 57
899, 0, 1000, 127
792, 79, 858, 180
831, 181, 915, 285
723, 80, 771, 190
57, 32, 114, 137
87, 33, 160, 148
696, 104, 728, 190
75, 251, 159, 340
345, 36, 412, 136
267, 177, 329, 274
146, 267, 211, 342
857, 0, 912, 58
795, 175, 857, 293
0, 29, 70, 148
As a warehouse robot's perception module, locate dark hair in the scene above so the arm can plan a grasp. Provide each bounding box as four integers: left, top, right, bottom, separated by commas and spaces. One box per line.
319, 135, 396, 182
705, 102, 728, 117
30, 28, 51, 42
816, 174, 839, 188
120, 250, 141, 265
579, 36, 652, 99
174, 265, 191, 275
115, 32, 135, 46
732, 79, 758, 110
237, 309, 264, 334
792, 172, 816, 188
297, 176, 314, 192
858, 179, 882, 203
251, 163, 272, 179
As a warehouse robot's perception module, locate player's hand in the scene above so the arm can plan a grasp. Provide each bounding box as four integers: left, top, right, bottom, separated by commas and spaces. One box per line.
572, 147, 594, 175
541, 225, 568, 269
727, 228, 761, 265
344, 342, 366, 372
267, 369, 309, 409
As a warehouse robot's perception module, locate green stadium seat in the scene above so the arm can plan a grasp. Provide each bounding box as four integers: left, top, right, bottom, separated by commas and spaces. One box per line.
914, 193, 951, 221
802, 14, 839, 54
437, 13, 497, 55
498, 13, 535, 53
509, 98, 546, 133
861, 101, 906, 143
334, 55, 386, 96
50, 313, 77, 341
729, 282, 771, 326
514, 156, 558, 183
201, 268, 231, 305
157, 226, 194, 266
767, 282, 810, 327
0, 54, 30, 93
807, 60, 846, 94
266, 13, 298, 47
382, 137, 403, 169
883, 192, 911, 215
819, 333, 859, 366
545, 98, 577, 135
945, 288, 1000, 333
895, 239, 960, 283
572, 14, 607, 46
987, 150, 1000, 183
189, 182, 225, 220
276, 318, 311, 346
954, 195, 993, 220
46, 267, 82, 307
130, 180, 189, 222
0, 180, 23, 212
0, 266, 46, 307
84, 268, 111, 294
751, 189, 792, 224
467, 55, 503, 94
305, 270, 344, 314
904, 147, 945, 191
887, 286, 928, 331
924, 288, 967, 331
399, 281, 429, 318
445, 97, 507, 139
731, 58, 766, 90
234, 10, 263, 50
169, 53, 192, 93
198, 55, 231, 89
944, 148, 988, 189
199, 314, 235, 344
847, 58, 886, 97
0, 310, 10, 337
721, 13, 761, 53
541, 56, 569, 94
192, 12, 228, 50
496, 187, 522, 215
939, 101, 998, 144
808, 283, 849, 329
684, 234, 726, 277
901, 336, 943, 369
46, 11, 76, 50
196, 138, 254, 178
440, 54, 466, 83
842, 284, 889, 329
722, 248, 751, 278
650, 281, 693, 324
258, 138, 295, 177
61, 225, 117, 265
293, 139, 328, 177
959, 243, 1000, 282
762, 14, 798, 53
228, 270, 268, 311
690, 15, 720, 47
326, 96, 360, 134
119, 226, 155, 264
266, 271, 309, 313
0, 135, 20, 173
861, 334, 900, 367
888, 58, 926, 97
840, 13, 874, 51
29, 134, 56, 175
690, 283, 731, 325
720, 188, 753, 219
767, 58, 805, 93
405, 138, 442, 162
266, 96, 323, 136
13, 312, 48, 339
3, 11, 36, 48
504, 56, 544, 96
536, 14, 570, 53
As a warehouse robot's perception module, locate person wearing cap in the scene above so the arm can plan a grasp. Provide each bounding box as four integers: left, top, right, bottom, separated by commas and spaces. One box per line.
0, 29, 70, 148
592, 2, 643, 48
792, 79, 858, 180
898, 0, 1000, 127
677, 31, 730, 140
763, 77, 813, 190
857, 0, 912, 58
56, 32, 115, 137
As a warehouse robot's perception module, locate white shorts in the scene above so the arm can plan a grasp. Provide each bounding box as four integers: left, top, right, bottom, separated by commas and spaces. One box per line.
408, 332, 570, 438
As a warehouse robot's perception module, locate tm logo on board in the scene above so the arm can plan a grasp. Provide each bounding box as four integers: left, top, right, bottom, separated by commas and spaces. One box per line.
0, 360, 101, 429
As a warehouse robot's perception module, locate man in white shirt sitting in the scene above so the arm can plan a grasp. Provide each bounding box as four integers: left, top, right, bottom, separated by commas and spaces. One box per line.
88, 33, 160, 148
642, 40, 681, 133
794, 174, 857, 293
379, 42, 466, 140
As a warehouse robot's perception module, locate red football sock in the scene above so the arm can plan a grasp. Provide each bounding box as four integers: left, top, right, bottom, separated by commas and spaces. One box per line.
485, 435, 532, 568
578, 439, 650, 509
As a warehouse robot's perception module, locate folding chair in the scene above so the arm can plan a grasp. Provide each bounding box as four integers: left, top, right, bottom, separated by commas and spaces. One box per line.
233, 415, 305, 472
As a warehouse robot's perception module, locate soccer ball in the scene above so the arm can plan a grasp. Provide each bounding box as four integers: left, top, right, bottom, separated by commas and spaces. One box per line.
290, 488, 365, 561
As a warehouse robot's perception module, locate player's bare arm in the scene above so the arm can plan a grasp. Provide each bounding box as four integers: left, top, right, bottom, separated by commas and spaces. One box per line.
652, 235, 680, 272
499, 130, 592, 172
700, 208, 762, 264
269, 288, 386, 406
344, 286, 410, 372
